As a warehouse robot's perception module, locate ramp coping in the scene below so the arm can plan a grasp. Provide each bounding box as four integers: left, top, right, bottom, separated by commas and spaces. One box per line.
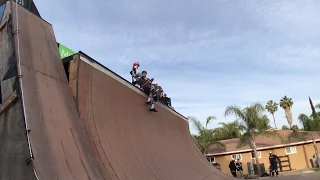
78, 53, 188, 122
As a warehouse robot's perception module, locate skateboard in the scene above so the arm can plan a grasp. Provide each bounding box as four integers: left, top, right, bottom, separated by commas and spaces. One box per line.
140, 78, 154, 89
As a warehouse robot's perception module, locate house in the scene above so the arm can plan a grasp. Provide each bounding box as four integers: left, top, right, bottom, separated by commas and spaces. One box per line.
206, 130, 320, 176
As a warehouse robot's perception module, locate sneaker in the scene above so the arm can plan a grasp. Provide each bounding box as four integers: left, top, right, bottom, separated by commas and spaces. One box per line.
150, 108, 158, 112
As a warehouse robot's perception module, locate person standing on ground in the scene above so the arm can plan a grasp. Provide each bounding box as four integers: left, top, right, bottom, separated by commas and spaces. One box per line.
269, 152, 280, 177
228, 159, 237, 177
236, 159, 243, 178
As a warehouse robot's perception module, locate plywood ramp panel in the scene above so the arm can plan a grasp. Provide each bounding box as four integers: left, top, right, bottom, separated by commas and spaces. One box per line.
72, 54, 234, 180
0, 2, 36, 180
72, 53, 320, 180
11, 2, 104, 179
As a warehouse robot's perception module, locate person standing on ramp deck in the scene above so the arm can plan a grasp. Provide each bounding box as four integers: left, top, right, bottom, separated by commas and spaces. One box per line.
130, 62, 141, 87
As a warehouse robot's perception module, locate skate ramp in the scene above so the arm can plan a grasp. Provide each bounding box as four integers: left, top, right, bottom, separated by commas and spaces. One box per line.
11, 2, 107, 179
11, 2, 226, 179
9, 1, 320, 179
66, 52, 320, 180
67, 53, 234, 180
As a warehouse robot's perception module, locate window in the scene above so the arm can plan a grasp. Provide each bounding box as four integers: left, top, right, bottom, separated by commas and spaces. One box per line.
251, 151, 262, 159
285, 146, 297, 154
207, 157, 215, 164
231, 154, 242, 160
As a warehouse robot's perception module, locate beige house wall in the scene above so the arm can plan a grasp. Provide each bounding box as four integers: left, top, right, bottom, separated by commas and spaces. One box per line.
214, 155, 231, 176
210, 142, 320, 176
303, 142, 320, 168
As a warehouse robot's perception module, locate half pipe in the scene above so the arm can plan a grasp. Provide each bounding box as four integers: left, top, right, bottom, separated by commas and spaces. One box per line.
66, 53, 234, 180
64, 51, 320, 180
3, 1, 320, 179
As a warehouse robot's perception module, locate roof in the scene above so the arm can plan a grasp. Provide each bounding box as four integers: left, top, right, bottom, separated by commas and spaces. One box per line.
207, 130, 320, 156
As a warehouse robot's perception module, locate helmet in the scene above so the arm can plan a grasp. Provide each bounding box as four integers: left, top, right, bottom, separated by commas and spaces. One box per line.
133, 62, 140, 66
153, 82, 158, 85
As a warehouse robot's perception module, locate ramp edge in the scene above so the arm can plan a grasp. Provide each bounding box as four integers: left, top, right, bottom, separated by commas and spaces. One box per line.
78, 53, 188, 121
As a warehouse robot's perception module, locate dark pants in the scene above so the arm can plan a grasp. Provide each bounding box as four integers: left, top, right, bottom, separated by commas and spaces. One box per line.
153, 95, 158, 102
159, 97, 170, 106
132, 81, 137, 85
143, 88, 158, 102
270, 163, 278, 176
237, 168, 243, 178
231, 171, 237, 177
143, 87, 150, 95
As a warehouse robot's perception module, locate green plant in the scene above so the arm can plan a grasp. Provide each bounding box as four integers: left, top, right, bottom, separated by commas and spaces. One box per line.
225, 102, 285, 176
188, 116, 225, 156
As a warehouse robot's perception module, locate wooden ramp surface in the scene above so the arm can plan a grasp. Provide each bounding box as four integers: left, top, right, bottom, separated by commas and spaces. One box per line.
12, 2, 104, 179
11, 1, 320, 179
69, 53, 233, 180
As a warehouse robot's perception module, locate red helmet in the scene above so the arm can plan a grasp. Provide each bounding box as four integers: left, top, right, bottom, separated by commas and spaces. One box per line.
133, 62, 140, 66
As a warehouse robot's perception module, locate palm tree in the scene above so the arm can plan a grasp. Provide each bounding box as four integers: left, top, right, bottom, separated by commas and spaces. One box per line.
279, 96, 294, 129
188, 116, 225, 156
298, 98, 320, 131
213, 120, 245, 140
225, 103, 285, 176
296, 113, 320, 168
265, 100, 279, 129
298, 114, 314, 131
292, 97, 320, 168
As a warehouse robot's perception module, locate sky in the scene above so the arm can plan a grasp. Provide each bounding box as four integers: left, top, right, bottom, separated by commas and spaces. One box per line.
33, 0, 320, 134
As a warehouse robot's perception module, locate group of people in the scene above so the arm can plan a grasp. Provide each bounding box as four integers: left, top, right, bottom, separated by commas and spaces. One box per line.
228, 152, 280, 178
130, 62, 174, 112
228, 159, 243, 178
